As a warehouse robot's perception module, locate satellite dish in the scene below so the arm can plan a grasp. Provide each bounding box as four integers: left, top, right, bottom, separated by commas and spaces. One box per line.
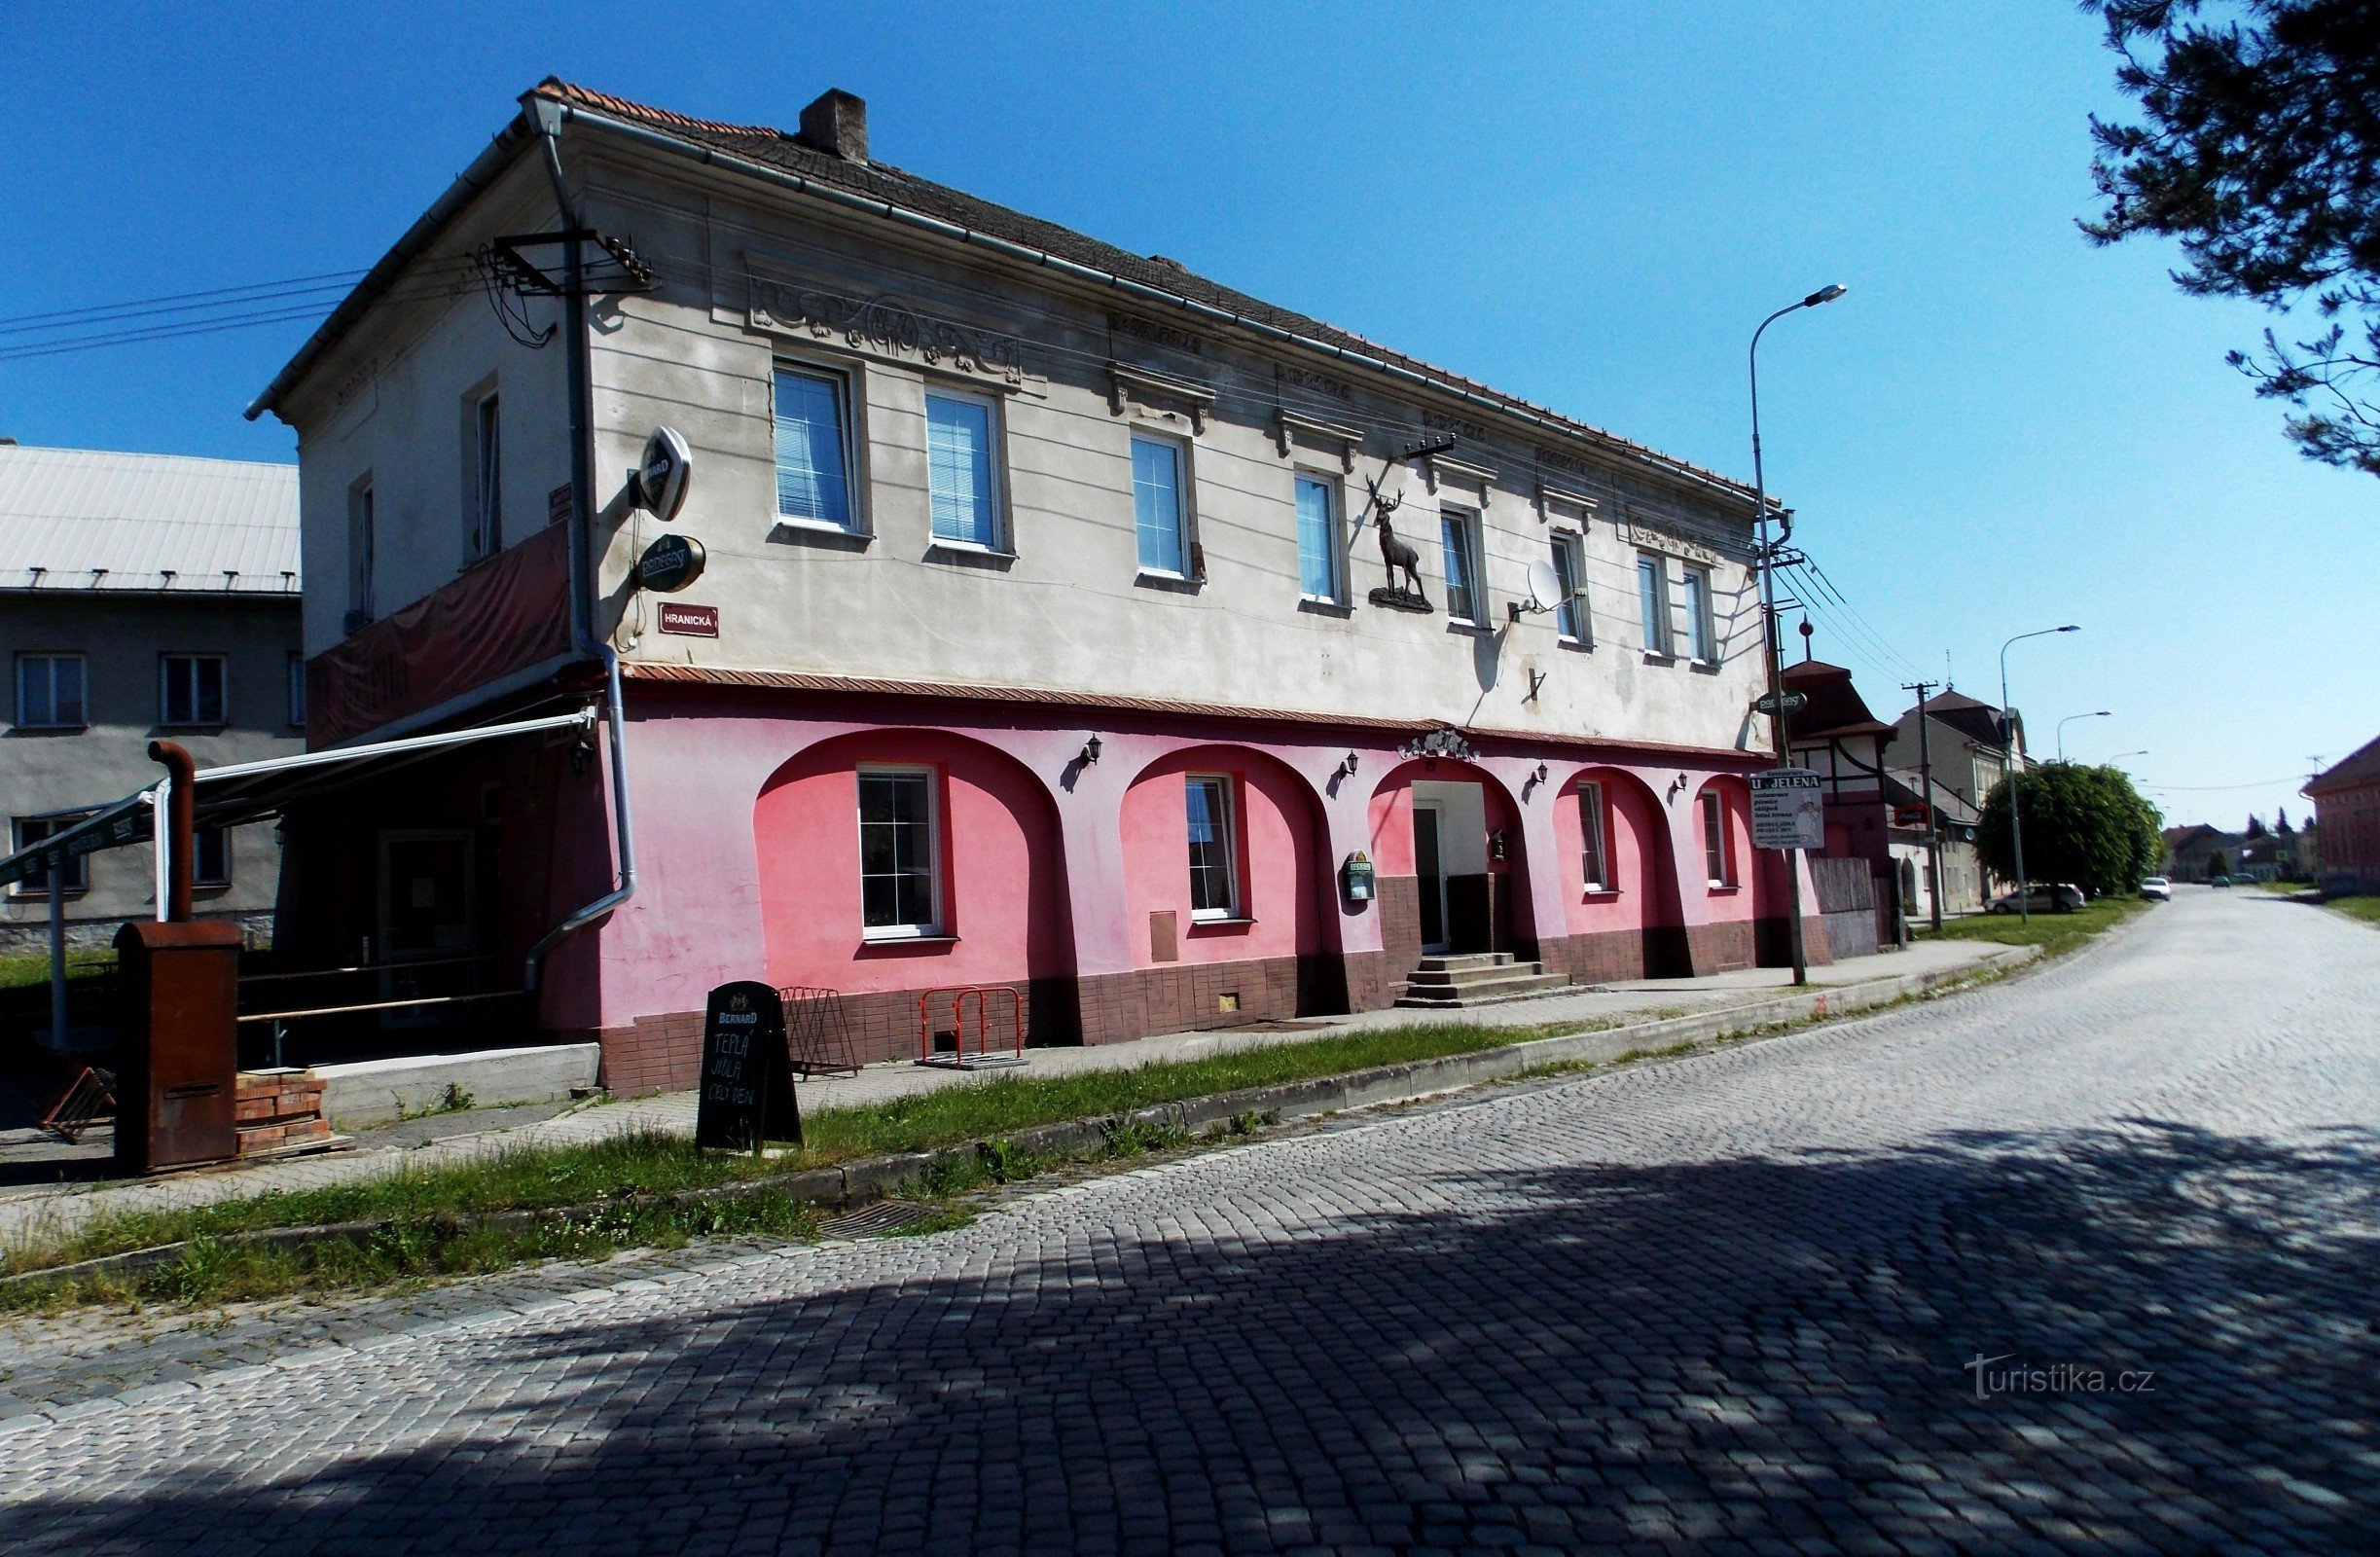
1523, 558, 1566, 614
633, 426, 693, 523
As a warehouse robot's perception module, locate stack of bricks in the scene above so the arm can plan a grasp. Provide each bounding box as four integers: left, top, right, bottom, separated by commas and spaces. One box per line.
234, 1069, 332, 1157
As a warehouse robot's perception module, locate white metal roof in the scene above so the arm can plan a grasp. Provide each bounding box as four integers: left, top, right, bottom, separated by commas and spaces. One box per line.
0, 443, 299, 596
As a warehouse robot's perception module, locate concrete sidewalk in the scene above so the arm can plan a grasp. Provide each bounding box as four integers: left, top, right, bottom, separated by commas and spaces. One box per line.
0, 939, 2011, 1247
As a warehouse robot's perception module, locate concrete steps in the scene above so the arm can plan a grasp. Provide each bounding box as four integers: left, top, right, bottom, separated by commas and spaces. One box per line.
1393, 952, 1572, 1008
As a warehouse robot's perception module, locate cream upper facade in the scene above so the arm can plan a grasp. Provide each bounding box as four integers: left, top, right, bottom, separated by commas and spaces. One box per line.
264, 83, 1780, 759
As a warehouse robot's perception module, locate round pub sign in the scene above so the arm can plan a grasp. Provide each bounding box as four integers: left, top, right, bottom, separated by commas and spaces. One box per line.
635, 425, 693, 522
637, 532, 707, 594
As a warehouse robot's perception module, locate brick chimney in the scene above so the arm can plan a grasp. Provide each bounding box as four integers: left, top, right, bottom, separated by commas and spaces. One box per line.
797, 89, 868, 163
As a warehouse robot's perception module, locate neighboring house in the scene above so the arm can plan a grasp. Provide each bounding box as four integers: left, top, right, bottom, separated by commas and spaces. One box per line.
245, 80, 1830, 1088
2305, 736, 2380, 892
1878, 689, 2004, 912
2163, 823, 2243, 883
0, 444, 302, 950
1781, 658, 1929, 931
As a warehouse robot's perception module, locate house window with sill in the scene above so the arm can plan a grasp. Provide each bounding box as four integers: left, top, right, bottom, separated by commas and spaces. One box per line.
9, 815, 90, 896
1701, 789, 1734, 887
1638, 552, 1672, 657
160, 654, 227, 727
1133, 434, 1191, 575
858, 769, 940, 937
1295, 474, 1344, 602
775, 365, 857, 533
1552, 533, 1590, 646
926, 389, 1002, 550
15, 655, 86, 730
1578, 780, 1610, 891
1681, 563, 1716, 663
1440, 508, 1483, 626
1186, 775, 1241, 921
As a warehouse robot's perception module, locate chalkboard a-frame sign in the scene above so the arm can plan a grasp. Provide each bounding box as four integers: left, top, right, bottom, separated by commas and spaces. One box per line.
695, 981, 804, 1153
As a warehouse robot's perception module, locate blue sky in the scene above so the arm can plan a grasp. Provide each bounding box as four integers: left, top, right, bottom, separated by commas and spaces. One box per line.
3, 2, 2368, 827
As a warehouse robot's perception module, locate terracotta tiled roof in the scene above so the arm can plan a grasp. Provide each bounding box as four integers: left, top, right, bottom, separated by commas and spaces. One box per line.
2306, 733, 2380, 797
618, 662, 1764, 765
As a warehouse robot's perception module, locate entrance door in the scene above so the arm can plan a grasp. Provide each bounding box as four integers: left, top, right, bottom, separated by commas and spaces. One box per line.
1414, 803, 1450, 953
378, 831, 476, 1028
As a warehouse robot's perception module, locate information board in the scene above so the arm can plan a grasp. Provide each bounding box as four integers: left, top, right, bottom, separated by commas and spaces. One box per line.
694, 981, 803, 1153
1749, 767, 1825, 851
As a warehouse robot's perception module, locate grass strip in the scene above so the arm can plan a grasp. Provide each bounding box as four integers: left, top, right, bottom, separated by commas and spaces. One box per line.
0, 950, 113, 991
0, 1019, 1568, 1298
1911, 894, 2151, 960
2325, 895, 2380, 928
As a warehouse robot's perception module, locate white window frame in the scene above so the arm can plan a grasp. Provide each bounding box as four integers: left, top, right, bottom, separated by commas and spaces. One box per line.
1131, 431, 1193, 579
1638, 552, 1673, 657
1185, 774, 1242, 921
15, 654, 87, 730
856, 766, 943, 940
773, 361, 861, 535
1552, 532, 1591, 646
1440, 506, 1485, 626
1293, 472, 1345, 603
194, 825, 232, 888
471, 389, 503, 560
923, 385, 1007, 553
1702, 788, 1734, 887
1578, 780, 1611, 892
1682, 564, 1716, 664
159, 654, 228, 727
9, 814, 91, 897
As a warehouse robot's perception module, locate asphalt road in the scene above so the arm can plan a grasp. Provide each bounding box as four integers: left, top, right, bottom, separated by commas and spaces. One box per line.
4, 887, 2376, 1554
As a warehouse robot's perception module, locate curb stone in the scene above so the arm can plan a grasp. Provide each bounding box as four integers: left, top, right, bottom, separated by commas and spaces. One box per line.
0, 942, 2037, 1433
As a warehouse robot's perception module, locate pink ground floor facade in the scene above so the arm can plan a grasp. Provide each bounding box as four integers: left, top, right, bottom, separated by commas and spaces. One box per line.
542, 672, 1830, 1094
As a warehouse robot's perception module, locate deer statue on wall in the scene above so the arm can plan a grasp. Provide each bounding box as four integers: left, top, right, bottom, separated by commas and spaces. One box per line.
1370, 487, 1426, 599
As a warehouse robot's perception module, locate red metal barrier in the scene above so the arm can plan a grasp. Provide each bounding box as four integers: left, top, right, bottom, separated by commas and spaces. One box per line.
917, 985, 1027, 1068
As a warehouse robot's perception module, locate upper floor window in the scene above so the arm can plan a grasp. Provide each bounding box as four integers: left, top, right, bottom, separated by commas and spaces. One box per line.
1132, 435, 1188, 575
469, 391, 502, 560
1701, 789, 1733, 887
347, 479, 375, 622
1681, 564, 1716, 663
287, 652, 307, 728
1295, 475, 1343, 601
1578, 780, 1610, 891
925, 390, 1000, 549
857, 768, 939, 937
194, 825, 232, 887
1638, 553, 1672, 656
1185, 776, 1240, 920
15, 655, 86, 730
775, 366, 854, 531
1441, 509, 1482, 625
160, 654, 227, 727
1551, 533, 1589, 645
9, 815, 90, 897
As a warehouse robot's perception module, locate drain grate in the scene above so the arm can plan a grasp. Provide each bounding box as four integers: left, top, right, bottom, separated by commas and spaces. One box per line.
816, 1201, 928, 1239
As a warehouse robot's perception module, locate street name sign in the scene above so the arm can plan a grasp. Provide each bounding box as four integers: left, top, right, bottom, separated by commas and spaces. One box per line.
694, 981, 803, 1153
1749, 767, 1824, 851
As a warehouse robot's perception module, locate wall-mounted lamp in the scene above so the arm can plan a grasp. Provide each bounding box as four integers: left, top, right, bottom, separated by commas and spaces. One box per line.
1533, 762, 1549, 785
1080, 735, 1102, 766
1338, 751, 1359, 779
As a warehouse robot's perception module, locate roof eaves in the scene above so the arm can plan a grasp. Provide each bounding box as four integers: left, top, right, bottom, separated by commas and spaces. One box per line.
533, 81, 1767, 511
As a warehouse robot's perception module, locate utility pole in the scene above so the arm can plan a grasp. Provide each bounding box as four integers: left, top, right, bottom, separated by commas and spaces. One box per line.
1902, 679, 1944, 930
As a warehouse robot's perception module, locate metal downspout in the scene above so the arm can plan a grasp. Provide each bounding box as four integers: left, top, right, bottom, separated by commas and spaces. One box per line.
523, 104, 636, 993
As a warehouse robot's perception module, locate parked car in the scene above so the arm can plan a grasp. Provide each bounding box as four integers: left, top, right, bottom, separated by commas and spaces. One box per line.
2139, 877, 2172, 901
1988, 883, 2086, 915
2210, 875, 2232, 888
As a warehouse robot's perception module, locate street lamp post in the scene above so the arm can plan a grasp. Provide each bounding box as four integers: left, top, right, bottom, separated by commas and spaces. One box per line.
1999, 625, 2080, 923
2055, 710, 2110, 762
1750, 283, 1846, 988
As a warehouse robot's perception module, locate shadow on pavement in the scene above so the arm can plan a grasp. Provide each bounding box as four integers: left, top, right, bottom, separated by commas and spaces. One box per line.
9, 1118, 2378, 1554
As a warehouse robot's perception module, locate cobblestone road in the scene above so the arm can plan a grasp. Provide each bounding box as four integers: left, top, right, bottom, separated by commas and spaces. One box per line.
4, 889, 2377, 1554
